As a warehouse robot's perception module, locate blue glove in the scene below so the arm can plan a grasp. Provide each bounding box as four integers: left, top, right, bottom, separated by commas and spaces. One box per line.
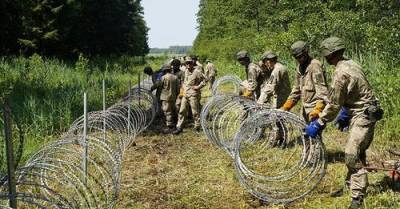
305, 119, 324, 138
334, 107, 351, 132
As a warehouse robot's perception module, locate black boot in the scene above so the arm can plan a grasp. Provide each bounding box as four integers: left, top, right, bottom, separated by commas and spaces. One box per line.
348, 197, 363, 209
172, 127, 182, 135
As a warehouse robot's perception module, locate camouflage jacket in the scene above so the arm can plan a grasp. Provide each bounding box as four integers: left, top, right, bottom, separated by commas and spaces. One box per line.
153, 72, 179, 101
183, 68, 206, 97
258, 63, 291, 108
287, 59, 329, 114
318, 59, 376, 124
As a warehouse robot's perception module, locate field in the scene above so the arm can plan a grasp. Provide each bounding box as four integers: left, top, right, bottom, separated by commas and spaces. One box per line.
1, 53, 399, 208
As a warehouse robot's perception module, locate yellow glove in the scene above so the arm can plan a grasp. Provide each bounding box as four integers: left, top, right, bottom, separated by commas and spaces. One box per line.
280, 99, 295, 111
308, 101, 325, 121
179, 87, 185, 97
242, 89, 253, 97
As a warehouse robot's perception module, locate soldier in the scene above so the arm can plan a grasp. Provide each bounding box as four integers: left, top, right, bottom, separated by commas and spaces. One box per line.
191, 55, 204, 73
281, 41, 329, 124
151, 64, 179, 133
236, 50, 263, 99
257, 51, 291, 108
305, 37, 383, 209
173, 57, 206, 135
170, 58, 184, 122
147, 66, 164, 117
205, 59, 217, 90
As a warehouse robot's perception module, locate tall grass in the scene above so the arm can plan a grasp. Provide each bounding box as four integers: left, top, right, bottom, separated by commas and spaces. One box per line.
0, 54, 167, 174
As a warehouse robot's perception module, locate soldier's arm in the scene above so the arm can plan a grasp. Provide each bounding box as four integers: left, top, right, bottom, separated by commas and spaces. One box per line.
312, 64, 329, 103
247, 65, 258, 92
318, 72, 349, 125
287, 72, 301, 105
151, 78, 163, 92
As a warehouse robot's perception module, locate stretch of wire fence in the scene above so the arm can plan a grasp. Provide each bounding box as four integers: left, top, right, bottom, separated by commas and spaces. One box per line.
0, 83, 156, 208
201, 77, 326, 204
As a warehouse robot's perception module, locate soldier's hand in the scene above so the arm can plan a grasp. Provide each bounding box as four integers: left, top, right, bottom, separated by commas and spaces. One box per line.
334, 107, 351, 132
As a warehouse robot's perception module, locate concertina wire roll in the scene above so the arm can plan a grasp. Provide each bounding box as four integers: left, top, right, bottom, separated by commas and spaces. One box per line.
0, 78, 157, 209
202, 75, 327, 204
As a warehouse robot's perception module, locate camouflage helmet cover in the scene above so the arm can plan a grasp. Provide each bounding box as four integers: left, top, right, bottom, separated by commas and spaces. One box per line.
185, 56, 194, 64
320, 37, 346, 57
236, 50, 249, 60
161, 63, 172, 71
291, 41, 310, 57
261, 50, 277, 60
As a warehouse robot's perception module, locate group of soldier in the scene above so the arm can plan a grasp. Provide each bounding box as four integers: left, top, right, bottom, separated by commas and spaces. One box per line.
237, 37, 383, 209
144, 55, 216, 135
145, 36, 382, 208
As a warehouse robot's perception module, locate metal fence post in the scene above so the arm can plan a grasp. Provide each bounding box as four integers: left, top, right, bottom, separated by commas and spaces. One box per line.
128, 81, 131, 139
102, 80, 106, 142
82, 93, 88, 186
3, 102, 17, 208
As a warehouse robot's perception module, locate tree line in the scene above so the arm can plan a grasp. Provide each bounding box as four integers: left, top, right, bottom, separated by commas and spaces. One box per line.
0, 0, 149, 57
193, 0, 400, 64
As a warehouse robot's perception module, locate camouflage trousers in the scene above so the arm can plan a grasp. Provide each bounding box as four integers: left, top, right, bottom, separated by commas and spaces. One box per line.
161, 100, 175, 127
208, 76, 215, 90
345, 114, 375, 199
176, 95, 201, 129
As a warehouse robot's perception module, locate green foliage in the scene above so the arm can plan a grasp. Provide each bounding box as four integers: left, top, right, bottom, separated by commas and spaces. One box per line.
0, 55, 164, 176
194, 0, 400, 64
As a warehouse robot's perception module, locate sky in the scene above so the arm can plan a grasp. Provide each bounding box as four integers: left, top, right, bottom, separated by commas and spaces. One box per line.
142, 0, 200, 48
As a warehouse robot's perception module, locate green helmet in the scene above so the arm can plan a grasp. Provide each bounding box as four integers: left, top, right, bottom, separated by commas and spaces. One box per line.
291, 41, 309, 57
320, 37, 345, 57
161, 63, 172, 71
185, 56, 193, 64
236, 50, 249, 60
261, 50, 277, 60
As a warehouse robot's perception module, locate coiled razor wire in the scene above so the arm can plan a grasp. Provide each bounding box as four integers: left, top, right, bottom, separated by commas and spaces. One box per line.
201, 94, 326, 204
0, 81, 156, 208
211, 74, 242, 96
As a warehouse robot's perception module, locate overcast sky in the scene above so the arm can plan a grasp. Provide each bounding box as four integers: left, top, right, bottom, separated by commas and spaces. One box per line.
142, 0, 200, 48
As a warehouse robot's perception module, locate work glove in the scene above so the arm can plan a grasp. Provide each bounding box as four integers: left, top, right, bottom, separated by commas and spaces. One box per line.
334, 107, 351, 132
308, 101, 325, 121
178, 87, 185, 97
280, 99, 295, 111
305, 119, 324, 138
242, 89, 253, 98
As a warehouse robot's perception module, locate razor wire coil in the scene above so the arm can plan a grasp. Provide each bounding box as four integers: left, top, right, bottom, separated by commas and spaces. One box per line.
0, 80, 156, 209
202, 82, 326, 204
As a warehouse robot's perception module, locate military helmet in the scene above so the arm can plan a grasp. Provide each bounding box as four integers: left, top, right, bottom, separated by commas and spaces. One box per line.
161, 63, 172, 71
261, 50, 277, 60
291, 41, 310, 57
236, 50, 249, 60
170, 58, 181, 67
185, 56, 194, 64
320, 37, 345, 57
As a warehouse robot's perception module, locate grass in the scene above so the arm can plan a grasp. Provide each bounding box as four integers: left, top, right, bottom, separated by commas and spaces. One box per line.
116, 119, 400, 209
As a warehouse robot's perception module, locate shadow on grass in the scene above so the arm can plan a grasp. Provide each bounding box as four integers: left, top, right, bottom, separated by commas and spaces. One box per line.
373, 176, 400, 193
327, 150, 345, 163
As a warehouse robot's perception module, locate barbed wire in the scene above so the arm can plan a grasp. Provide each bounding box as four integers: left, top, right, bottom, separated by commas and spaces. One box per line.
0, 80, 157, 208
202, 75, 326, 204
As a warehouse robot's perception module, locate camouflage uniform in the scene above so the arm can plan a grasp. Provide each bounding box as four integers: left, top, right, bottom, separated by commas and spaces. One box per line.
285, 59, 329, 123
152, 65, 179, 127
257, 62, 291, 108
318, 59, 377, 199
176, 65, 206, 129
241, 62, 264, 99
205, 61, 217, 90
318, 37, 380, 201
237, 50, 264, 99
